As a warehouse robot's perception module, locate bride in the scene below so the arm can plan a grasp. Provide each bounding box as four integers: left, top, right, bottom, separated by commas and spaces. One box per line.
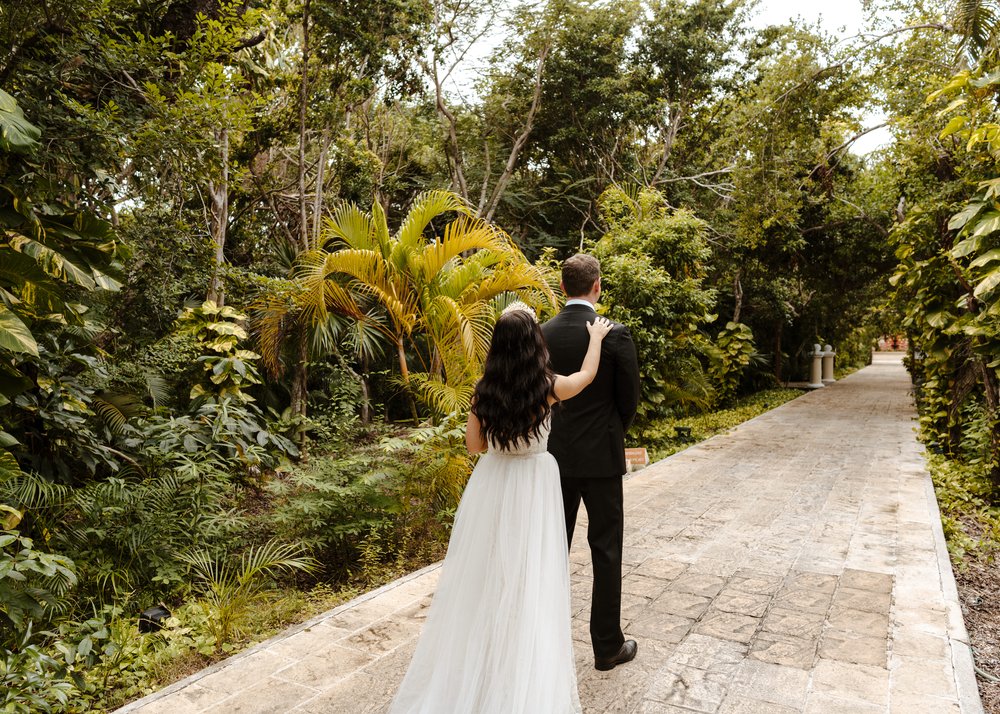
389, 303, 613, 714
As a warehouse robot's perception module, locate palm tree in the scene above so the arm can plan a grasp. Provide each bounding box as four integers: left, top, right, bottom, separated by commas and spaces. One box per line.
953, 0, 1000, 60
263, 190, 556, 420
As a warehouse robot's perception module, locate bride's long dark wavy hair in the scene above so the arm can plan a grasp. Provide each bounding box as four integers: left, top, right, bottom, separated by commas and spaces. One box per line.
472, 309, 555, 451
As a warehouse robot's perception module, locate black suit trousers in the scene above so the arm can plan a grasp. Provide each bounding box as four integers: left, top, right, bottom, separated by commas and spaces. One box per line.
561, 475, 625, 659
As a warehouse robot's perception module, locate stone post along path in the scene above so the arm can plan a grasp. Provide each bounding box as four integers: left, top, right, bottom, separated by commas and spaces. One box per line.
117, 353, 983, 714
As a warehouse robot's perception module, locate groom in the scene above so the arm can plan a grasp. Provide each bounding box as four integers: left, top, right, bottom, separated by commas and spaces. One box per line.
543, 254, 641, 671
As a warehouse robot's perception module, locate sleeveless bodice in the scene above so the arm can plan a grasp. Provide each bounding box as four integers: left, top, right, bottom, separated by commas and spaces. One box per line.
487, 418, 551, 456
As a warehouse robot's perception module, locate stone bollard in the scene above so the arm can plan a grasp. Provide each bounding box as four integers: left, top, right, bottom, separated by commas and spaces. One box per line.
822, 344, 836, 384
808, 343, 824, 388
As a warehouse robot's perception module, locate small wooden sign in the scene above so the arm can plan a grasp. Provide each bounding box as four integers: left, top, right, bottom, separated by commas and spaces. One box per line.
624, 447, 648, 471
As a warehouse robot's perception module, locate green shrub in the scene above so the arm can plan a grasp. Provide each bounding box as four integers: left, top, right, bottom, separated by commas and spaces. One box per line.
0, 529, 77, 649
1, 636, 87, 714
637, 388, 802, 462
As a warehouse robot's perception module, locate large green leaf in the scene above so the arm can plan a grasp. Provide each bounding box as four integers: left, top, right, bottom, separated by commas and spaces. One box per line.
0, 89, 41, 153
970, 248, 1000, 268
0, 306, 37, 356
973, 267, 1000, 298
948, 201, 986, 232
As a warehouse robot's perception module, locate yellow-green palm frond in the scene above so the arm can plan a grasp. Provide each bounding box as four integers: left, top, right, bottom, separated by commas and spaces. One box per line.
345, 308, 390, 362
92, 391, 144, 434
409, 371, 475, 416
251, 281, 300, 377
395, 190, 471, 250
424, 295, 493, 363
320, 203, 376, 251
438, 260, 488, 300
415, 216, 509, 282
371, 199, 392, 256
466, 260, 558, 309
288, 251, 370, 337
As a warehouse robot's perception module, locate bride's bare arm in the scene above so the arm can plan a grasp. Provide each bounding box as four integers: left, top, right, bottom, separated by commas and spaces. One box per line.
551, 316, 614, 403
466, 408, 487, 453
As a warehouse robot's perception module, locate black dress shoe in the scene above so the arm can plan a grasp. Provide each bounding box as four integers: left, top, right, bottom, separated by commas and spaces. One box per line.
594, 639, 638, 671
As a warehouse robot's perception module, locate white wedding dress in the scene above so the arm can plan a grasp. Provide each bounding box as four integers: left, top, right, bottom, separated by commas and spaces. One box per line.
389, 418, 581, 714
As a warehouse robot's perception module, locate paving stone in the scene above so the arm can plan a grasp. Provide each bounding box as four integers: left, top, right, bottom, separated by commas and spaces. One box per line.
749, 633, 817, 669
893, 606, 950, 637
291, 671, 391, 713
818, 628, 888, 667
621, 592, 655, 623
730, 659, 809, 708
197, 650, 297, 696
342, 616, 422, 655
646, 665, 730, 712
623, 573, 672, 599
627, 609, 695, 644
890, 628, 949, 659
694, 610, 760, 644
826, 605, 890, 636
203, 677, 316, 713
841, 568, 893, 593
268, 623, 354, 661
832, 586, 892, 614
810, 659, 889, 706
651, 590, 713, 619
274, 644, 376, 689
771, 588, 833, 615
668, 634, 747, 675
718, 698, 799, 714
639, 558, 688, 581
129, 685, 225, 714
890, 691, 962, 713
803, 692, 883, 713
730, 572, 784, 595
670, 572, 727, 599
784, 571, 839, 594
712, 590, 771, 618
760, 607, 827, 640
634, 701, 703, 714
890, 654, 958, 699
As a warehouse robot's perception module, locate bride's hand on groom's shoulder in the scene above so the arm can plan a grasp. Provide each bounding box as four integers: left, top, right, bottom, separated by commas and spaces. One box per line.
587, 316, 614, 341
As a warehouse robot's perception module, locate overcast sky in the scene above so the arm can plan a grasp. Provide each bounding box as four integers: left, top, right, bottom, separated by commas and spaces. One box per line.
752, 0, 865, 35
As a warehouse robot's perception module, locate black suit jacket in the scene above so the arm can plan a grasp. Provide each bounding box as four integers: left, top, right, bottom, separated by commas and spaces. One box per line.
542, 304, 640, 479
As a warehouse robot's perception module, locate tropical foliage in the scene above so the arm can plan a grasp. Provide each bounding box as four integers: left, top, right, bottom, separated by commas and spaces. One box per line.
4, 0, 998, 708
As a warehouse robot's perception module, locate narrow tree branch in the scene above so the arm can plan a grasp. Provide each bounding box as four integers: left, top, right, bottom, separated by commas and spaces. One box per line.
483, 40, 551, 222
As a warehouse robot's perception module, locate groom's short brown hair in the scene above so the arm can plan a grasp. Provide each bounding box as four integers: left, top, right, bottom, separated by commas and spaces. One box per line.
562, 254, 601, 298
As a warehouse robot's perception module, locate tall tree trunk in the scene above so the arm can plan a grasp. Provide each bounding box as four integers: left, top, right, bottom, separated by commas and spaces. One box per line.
206, 126, 229, 306
360, 353, 371, 424
732, 271, 743, 324
650, 105, 686, 185
979, 358, 1000, 487
431, 60, 469, 200
290, 326, 310, 452
297, 0, 311, 251
481, 42, 550, 222
397, 337, 419, 423
312, 130, 331, 242
773, 321, 783, 383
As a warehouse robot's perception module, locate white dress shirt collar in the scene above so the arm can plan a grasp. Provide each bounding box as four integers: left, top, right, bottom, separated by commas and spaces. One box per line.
564, 298, 596, 311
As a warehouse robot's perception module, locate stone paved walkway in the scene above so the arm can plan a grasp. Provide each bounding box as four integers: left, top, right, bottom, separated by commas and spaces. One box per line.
116, 353, 983, 714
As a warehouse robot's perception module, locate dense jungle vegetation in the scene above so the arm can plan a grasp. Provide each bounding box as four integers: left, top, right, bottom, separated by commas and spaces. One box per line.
2, 0, 1000, 709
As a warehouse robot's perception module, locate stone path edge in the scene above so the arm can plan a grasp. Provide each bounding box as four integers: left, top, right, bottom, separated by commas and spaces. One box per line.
113, 561, 443, 713
923, 468, 983, 713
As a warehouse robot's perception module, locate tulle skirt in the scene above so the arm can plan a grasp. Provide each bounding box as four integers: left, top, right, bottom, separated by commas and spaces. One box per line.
389, 450, 581, 714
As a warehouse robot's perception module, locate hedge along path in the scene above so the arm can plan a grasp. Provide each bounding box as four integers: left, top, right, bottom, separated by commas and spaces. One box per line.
115, 353, 982, 714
